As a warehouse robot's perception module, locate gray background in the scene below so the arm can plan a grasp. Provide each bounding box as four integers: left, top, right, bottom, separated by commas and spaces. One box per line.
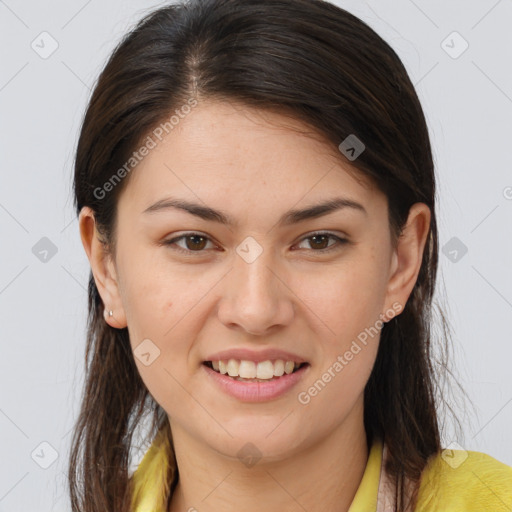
1, 0, 511, 510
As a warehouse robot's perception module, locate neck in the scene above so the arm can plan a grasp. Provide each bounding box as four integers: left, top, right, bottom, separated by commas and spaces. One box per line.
168, 400, 369, 512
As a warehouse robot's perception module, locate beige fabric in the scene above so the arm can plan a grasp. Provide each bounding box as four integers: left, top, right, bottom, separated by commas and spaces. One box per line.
377, 443, 415, 512
377, 443, 395, 512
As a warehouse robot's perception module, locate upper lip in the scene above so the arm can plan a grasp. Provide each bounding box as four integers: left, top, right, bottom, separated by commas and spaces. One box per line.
204, 348, 309, 364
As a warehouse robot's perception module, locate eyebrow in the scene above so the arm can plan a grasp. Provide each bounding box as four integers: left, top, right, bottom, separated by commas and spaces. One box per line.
142, 196, 367, 226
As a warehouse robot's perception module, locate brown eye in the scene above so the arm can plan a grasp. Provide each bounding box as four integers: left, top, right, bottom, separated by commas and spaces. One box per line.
163, 231, 347, 256
183, 234, 208, 251
294, 232, 347, 252
164, 233, 215, 254
307, 234, 331, 250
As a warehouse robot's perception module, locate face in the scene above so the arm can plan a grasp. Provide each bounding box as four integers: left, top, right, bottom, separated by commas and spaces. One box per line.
81, 99, 429, 462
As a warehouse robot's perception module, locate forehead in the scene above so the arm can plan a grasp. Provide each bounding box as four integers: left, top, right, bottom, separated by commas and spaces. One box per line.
117, 100, 381, 216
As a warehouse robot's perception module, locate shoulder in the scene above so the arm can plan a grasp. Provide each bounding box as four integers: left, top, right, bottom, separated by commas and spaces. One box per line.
415, 447, 512, 511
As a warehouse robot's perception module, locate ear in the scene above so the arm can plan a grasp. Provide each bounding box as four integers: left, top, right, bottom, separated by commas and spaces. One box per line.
78, 206, 127, 329
382, 202, 431, 321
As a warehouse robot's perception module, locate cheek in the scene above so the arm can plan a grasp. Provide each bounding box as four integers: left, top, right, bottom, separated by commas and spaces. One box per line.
118, 244, 175, 320
296, 257, 386, 337
300, 268, 382, 408
121, 264, 199, 375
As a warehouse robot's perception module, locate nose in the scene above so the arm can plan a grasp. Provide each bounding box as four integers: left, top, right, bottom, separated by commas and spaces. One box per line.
217, 247, 294, 336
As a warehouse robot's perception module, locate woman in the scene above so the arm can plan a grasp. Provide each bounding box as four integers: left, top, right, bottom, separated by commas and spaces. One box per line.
69, 0, 512, 511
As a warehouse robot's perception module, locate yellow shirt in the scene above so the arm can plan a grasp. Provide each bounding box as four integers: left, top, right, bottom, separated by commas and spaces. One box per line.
130, 429, 512, 511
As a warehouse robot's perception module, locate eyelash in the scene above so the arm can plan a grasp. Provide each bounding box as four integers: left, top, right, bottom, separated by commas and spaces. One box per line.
162, 231, 347, 256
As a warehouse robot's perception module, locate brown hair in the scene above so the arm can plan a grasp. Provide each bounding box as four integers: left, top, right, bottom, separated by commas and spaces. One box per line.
69, 0, 471, 510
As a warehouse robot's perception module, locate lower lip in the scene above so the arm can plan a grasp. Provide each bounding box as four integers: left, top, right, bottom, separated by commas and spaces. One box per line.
202, 363, 310, 402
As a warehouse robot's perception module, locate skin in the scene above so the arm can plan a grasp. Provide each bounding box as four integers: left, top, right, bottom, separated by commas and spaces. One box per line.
79, 99, 430, 512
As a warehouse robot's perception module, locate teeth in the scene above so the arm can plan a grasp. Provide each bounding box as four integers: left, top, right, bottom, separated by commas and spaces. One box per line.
256, 360, 274, 379
208, 359, 303, 380
239, 360, 257, 378
274, 360, 284, 376
227, 359, 239, 377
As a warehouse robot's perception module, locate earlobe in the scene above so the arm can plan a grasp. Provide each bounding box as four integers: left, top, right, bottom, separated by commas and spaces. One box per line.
102, 306, 126, 329
78, 207, 128, 329
382, 202, 431, 320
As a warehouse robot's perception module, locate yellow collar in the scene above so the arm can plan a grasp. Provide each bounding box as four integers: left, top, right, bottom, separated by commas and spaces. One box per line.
130, 431, 383, 512
131, 432, 512, 512
348, 438, 383, 511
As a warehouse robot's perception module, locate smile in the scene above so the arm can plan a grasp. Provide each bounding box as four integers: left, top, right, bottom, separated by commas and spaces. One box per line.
202, 360, 310, 402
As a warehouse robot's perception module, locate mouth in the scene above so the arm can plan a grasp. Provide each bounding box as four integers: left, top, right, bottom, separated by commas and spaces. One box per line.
202, 360, 310, 382
201, 359, 311, 402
